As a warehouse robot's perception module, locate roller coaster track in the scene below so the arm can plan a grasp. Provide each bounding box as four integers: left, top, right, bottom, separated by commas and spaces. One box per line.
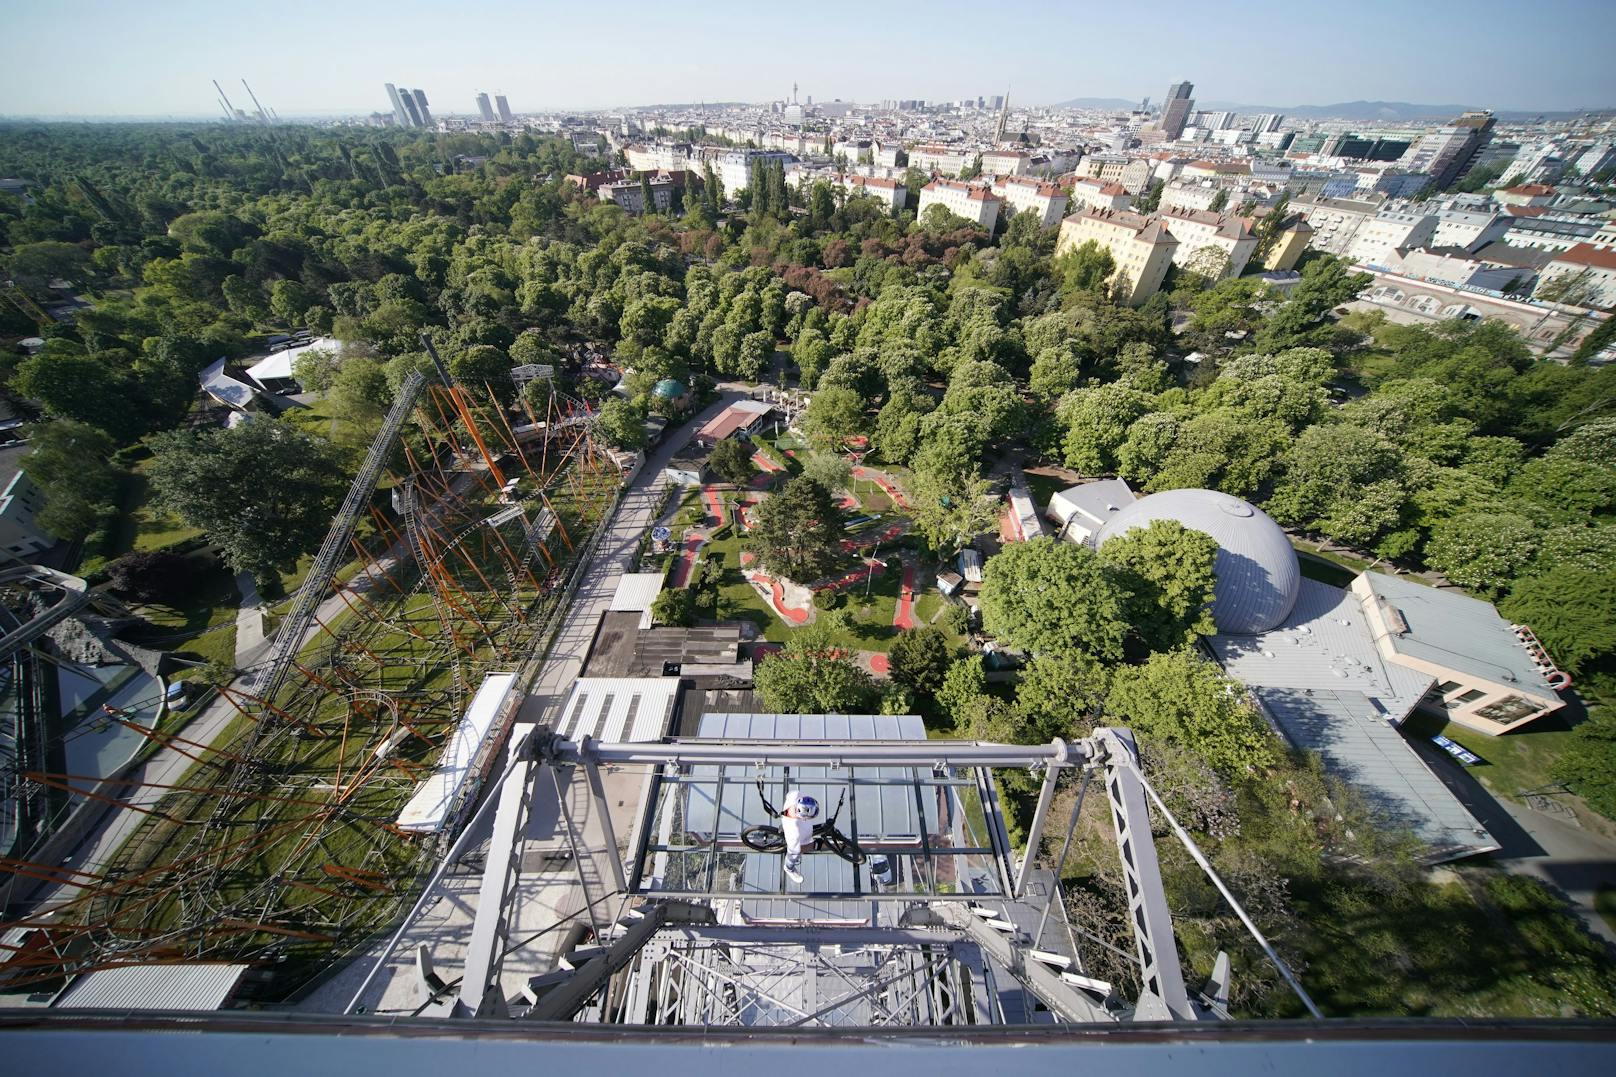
253, 369, 427, 713
0, 567, 93, 660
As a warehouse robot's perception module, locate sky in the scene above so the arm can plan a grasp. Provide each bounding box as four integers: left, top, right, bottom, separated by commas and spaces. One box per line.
2, 0, 1615, 118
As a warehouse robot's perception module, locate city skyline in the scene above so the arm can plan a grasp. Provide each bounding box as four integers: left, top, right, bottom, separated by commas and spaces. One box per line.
2, 0, 1615, 118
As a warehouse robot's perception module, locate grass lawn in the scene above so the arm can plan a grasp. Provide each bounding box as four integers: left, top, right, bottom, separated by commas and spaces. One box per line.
79, 455, 204, 575
1297, 551, 1359, 588
1022, 472, 1067, 512
1597, 887, 1616, 936
1402, 709, 1578, 801
124, 551, 241, 668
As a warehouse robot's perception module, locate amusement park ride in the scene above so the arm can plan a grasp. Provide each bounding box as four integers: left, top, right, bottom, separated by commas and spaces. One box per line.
1, 344, 1611, 1073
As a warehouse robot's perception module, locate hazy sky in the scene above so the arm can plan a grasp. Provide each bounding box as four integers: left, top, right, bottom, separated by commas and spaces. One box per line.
3, 0, 1614, 117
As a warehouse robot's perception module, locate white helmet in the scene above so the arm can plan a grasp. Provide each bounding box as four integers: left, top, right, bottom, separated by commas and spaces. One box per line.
788, 791, 820, 820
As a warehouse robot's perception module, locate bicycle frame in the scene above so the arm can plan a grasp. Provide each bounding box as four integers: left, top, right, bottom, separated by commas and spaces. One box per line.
754, 778, 846, 832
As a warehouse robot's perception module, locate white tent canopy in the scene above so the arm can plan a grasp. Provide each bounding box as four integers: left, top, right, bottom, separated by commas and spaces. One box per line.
245, 336, 340, 390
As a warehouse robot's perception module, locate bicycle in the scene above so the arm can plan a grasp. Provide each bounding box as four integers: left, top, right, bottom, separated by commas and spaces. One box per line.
741, 779, 867, 866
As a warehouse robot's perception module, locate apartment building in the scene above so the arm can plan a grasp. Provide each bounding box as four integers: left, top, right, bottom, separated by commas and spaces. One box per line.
1536, 243, 1616, 308
623, 141, 692, 172
714, 150, 797, 196
1495, 183, 1557, 208
1431, 207, 1513, 252
918, 179, 1001, 229
599, 172, 680, 215
1264, 218, 1313, 271
1347, 208, 1439, 266
1067, 177, 1132, 213
1056, 208, 1178, 306
1076, 153, 1153, 193
1157, 208, 1258, 279
1502, 215, 1602, 253
1159, 180, 1223, 214
842, 173, 907, 213
1291, 194, 1383, 256
990, 175, 1068, 228
873, 142, 905, 168
909, 144, 972, 175
981, 149, 1030, 176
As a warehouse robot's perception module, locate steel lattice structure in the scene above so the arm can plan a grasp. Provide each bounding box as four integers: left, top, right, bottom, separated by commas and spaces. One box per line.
0, 380, 620, 1000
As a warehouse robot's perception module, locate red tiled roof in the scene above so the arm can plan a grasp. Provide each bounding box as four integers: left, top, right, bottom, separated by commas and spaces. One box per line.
1556, 243, 1616, 270
1502, 183, 1555, 196
923, 179, 999, 200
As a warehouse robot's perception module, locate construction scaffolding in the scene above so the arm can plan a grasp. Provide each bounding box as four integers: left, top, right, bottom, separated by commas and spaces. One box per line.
0, 380, 618, 1001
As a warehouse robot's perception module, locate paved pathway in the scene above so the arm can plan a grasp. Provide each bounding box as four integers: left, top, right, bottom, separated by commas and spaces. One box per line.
852, 465, 911, 510
232, 571, 267, 667
893, 553, 918, 630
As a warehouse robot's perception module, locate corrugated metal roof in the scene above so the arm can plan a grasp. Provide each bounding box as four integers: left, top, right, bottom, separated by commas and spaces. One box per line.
556, 677, 679, 743
1252, 686, 1497, 861
610, 572, 666, 630
54, 963, 249, 1011
1208, 579, 1495, 862
1048, 479, 1135, 530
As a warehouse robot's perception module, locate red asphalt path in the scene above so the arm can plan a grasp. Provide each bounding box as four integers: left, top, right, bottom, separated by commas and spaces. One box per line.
893, 556, 918, 629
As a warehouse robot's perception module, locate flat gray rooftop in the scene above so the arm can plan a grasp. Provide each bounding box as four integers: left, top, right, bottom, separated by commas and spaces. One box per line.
1359, 572, 1557, 696
1208, 579, 1496, 861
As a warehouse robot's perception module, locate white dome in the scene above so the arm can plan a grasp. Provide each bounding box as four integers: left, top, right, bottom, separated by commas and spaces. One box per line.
1095, 489, 1300, 635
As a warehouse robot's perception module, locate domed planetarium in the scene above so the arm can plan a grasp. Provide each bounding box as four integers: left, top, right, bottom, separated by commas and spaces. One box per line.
1093, 488, 1300, 635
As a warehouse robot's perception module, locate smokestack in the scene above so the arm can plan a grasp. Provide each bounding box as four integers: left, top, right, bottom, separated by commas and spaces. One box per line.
213, 79, 238, 117
241, 78, 269, 123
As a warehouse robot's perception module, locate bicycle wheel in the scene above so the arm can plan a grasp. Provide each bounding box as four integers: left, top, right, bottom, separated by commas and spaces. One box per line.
741, 825, 787, 853
820, 827, 867, 865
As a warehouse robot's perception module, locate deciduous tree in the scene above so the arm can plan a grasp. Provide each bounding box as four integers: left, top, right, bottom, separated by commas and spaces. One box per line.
753, 613, 879, 713
979, 538, 1129, 662
147, 419, 346, 583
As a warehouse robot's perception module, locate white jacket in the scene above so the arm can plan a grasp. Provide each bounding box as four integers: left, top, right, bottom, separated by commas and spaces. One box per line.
780, 791, 817, 854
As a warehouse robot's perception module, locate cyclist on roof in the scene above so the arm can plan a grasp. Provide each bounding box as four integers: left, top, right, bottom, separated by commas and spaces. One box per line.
779, 789, 818, 885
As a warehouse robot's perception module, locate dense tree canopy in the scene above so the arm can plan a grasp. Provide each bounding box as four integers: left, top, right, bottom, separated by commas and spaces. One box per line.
979, 538, 1130, 662
147, 419, 346, 581
753, 614, 878, 713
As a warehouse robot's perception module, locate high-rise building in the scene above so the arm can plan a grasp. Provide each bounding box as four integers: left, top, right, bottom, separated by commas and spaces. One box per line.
1160, 81, 1194, 140
411, 89, 432, 127
1250, 113, 1284, 136
1405, 110, 1496, 189
384, 83, 411, 128
401, 91, 424, 128
476, 93, 495, 122
495, 95, 513, 122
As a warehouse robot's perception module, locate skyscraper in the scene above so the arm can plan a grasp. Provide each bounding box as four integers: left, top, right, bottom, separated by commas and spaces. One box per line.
384, 83, 411, 127
401, 91, 424, 128
495, 95, 513, 122
412, 89, 432, 127
476, 93, 495, 122
1406, 110, 1496, 189
1161, 81, 1194, 140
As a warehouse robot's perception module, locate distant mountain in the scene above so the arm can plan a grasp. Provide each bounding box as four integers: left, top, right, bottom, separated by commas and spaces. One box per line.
1054, 97, 1609, 122
1053, 97, 1143, 111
